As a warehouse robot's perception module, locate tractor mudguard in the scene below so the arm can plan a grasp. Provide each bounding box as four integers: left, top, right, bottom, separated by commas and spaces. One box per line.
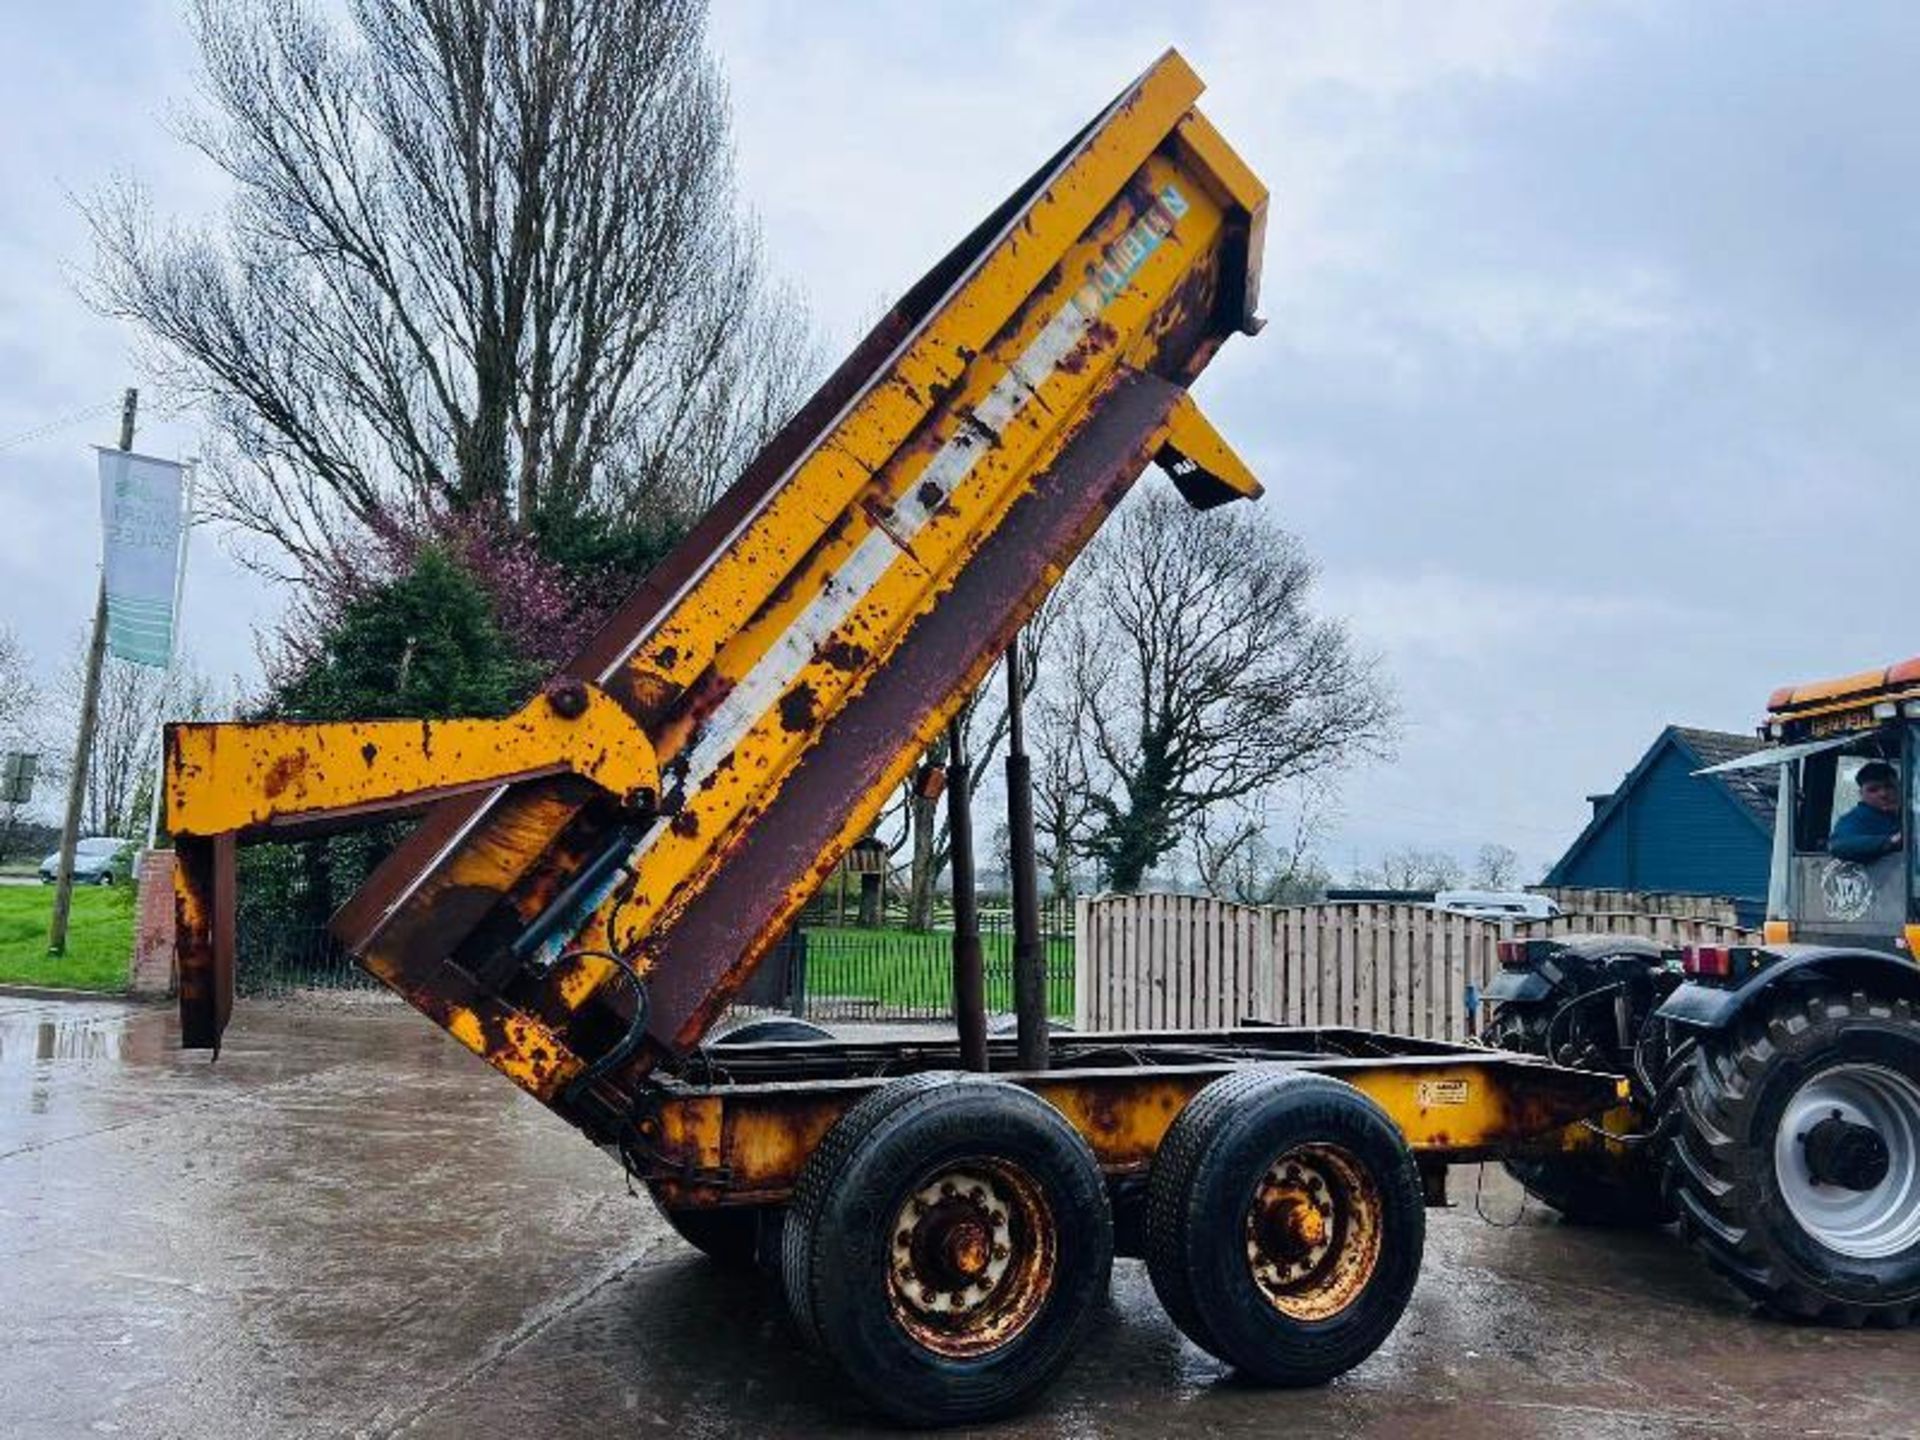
1484, 933, 1663, 1007
1482, 970, 1552, 1004
1657, 943, 1920, 1032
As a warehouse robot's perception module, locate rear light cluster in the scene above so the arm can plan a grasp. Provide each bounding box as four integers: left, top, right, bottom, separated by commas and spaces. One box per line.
1681, 945, 1754, 982
1496, 939, 1559, 970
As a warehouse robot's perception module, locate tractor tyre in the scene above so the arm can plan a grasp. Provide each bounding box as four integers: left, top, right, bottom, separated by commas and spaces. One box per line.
1671, 988, 1920, 1326
703, 1014, 834, 1045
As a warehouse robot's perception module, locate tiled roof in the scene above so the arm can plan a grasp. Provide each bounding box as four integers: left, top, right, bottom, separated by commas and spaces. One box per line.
1672, 726, 1778, 826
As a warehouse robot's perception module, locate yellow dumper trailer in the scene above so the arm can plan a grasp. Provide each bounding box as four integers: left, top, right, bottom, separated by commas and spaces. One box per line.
164, 53, 1622, 1425
1489, 656, 1920, 1325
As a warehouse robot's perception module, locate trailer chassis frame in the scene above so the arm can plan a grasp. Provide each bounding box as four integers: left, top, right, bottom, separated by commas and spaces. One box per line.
634, 1026, 1628, 1209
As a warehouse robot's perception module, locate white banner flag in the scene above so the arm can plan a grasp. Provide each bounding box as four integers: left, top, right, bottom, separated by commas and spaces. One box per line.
97, 448, 188, 668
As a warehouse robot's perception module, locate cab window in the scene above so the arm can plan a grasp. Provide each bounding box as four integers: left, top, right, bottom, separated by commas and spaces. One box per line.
1793, 741, 1900, 855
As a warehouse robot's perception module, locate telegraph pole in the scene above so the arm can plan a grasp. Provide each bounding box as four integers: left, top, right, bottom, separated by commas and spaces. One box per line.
49, 388, 136, 955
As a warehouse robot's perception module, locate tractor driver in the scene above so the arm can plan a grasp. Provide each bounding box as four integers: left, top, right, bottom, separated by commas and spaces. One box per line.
1830, 760, 1904, 861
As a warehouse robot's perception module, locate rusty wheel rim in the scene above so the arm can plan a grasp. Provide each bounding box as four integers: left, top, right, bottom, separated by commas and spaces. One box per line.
886, 1158, 1055, 1357
1244, 1142, 1382, 1322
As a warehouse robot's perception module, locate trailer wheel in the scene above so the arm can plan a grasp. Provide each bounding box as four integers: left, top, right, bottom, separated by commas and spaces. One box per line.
1144, 1069, 1424, 1385
648, 1202, 764, 1267
649, 1016, 837, 1266
781, 1074, 1111, 1425
1672, 989, 1920, 1325
703, 1015, 835, 1045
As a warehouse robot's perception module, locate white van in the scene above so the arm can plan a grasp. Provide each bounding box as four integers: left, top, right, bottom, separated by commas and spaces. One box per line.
1431, 889, 1562, 920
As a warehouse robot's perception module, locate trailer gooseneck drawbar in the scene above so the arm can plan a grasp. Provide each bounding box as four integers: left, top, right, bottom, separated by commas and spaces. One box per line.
163, 52, 1625, 1425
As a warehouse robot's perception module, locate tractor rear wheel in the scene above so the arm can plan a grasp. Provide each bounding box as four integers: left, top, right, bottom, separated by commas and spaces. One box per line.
1671, 989, 1920, 1325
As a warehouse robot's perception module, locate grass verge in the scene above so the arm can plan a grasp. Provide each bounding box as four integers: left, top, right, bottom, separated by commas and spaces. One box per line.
0, 884, 133, 992
804, 926, 1075, 1017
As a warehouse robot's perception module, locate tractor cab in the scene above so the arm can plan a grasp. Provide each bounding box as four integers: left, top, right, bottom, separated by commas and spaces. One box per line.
1700, 657, 1920, 954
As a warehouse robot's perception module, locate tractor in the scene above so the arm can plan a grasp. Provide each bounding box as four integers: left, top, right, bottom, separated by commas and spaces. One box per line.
1488, 655, 1920, 1323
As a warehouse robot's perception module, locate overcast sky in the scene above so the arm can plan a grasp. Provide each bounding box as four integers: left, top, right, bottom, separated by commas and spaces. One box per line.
2, 2, 1915, 878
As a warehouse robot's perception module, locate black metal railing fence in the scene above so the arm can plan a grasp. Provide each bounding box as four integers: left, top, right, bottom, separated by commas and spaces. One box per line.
233, 839, 1077, 1023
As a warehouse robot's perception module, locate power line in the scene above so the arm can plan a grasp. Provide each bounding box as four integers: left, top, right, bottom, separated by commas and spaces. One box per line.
0, 398, 124, 453
0, 394, 201, 455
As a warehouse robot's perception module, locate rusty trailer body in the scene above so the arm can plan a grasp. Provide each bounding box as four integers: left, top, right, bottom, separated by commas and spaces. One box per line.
643, 1027, 1623, 1210
163, 52, 1625, 1426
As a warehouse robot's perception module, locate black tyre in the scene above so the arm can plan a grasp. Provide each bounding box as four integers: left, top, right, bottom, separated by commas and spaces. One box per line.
1671, 989, 1920, 1326
650, 1016, 837, 1266
1486, 999, 1675, 1226
703, 1014, 834, 1045
781, 1074, 1112, 1426
1500, 1149, 1673, 1227
987, 1013, 1075, 1036
1144, 1068, 1424, 1385
649, 1201, 764, 1267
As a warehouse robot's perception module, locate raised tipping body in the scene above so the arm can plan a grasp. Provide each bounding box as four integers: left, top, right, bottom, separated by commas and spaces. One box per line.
170, 50, 1269, 1095
163, 53, 1627, 1426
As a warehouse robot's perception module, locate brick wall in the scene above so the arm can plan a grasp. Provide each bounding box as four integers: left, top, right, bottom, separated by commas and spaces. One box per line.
131, 848, 176, 997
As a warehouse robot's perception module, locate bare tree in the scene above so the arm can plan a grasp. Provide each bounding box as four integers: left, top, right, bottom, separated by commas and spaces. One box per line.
1191, 784, 1333, 906
1356, 847, 1465, 893
0, 629, 46, 860
1470, 842, 1522, 889
1030, 649, 1099, 902
59, 645, 218, 840
0, 629, 35, 742
1061, 487, 1395, 892
88, 0, 812, 583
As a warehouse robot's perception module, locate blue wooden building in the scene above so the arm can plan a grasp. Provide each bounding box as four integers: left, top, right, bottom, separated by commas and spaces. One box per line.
1545, 726, 1777, 912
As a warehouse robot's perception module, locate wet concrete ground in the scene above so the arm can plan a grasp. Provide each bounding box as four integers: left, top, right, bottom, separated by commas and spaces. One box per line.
1, 994, 1914, 1439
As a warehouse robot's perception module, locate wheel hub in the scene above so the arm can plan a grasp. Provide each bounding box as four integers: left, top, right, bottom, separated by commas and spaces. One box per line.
892, 1170, 1013, 1316
883, 1155, 1063, 1362
1774, 1062, 1920, 1260
1256, 1184, 1329, 1260
1243, 1144, 1381, 1321
1802, 1112, 1892, 1193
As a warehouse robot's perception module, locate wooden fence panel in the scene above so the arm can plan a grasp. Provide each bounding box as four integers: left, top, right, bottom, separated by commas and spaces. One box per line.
1074, 894, 1758, 1038
1531, 887, 1740, 924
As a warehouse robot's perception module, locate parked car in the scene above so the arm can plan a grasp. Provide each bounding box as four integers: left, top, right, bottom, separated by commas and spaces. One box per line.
1431, 888, 1562, 920
39, 836, 133, 886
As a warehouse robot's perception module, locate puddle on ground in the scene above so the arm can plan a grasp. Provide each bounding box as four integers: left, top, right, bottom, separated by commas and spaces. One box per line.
0, 1009, 127, 1070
